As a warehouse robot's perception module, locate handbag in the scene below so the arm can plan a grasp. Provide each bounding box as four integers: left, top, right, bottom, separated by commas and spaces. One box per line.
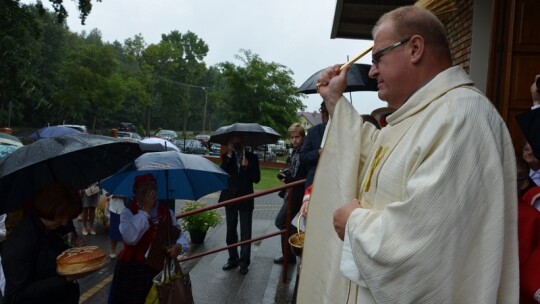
146, 257, 194, 304
84, 183, 100, 196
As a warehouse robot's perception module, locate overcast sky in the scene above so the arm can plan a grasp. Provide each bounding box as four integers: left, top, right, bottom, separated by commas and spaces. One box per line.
33, 0, 387, 113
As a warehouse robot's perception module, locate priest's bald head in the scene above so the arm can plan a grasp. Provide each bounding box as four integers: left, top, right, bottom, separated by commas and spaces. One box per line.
368, 6, 453, 109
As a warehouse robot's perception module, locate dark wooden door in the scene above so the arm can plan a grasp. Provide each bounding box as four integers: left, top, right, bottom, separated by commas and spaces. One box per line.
487, 0, 540, 151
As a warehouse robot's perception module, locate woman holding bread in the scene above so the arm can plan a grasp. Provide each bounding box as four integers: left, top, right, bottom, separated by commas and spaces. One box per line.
108, 174, 190, 304
0, 182, 83, 304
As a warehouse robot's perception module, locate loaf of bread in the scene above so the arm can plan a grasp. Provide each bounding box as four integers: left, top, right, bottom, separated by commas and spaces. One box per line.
57, 246, 107, 275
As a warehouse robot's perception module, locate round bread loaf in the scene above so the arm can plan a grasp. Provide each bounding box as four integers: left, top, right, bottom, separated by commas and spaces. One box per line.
57, 246, 107, 275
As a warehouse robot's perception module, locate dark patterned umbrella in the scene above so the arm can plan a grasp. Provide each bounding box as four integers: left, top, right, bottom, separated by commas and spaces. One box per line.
296, 63, 378, 94
0, 133, 143, 213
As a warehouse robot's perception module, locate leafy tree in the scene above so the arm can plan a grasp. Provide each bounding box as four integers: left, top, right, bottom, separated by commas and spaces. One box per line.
35, 0, 101, 24
0, 2, 75, 128
1, 2, 307, 140
116, 35, 154, 136
0, 1, 41, 126
55, 31, 126, 132
220, 49, 304, 136
202, 66, 229, 133
143, 31, 209, 134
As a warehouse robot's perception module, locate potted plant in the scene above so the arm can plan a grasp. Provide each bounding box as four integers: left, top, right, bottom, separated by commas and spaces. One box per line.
180, 201, 222, 244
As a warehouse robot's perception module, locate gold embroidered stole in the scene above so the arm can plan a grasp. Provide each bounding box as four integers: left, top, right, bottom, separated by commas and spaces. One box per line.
359, 116, 416, 208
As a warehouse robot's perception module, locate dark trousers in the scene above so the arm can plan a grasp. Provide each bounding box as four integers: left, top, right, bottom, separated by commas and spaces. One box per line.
225, 206, 253, 267
274, 195, 301, 259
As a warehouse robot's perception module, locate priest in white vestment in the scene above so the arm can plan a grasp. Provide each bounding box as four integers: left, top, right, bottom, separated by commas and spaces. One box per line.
297, 6, 518, 304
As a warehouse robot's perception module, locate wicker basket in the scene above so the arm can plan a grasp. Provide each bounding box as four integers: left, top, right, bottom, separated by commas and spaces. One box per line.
288, 214, 305, 257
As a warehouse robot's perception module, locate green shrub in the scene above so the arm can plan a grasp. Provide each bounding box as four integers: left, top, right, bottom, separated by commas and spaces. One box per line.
180, 201, 222, 232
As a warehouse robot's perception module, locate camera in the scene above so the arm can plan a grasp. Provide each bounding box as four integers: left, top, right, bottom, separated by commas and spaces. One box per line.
277, 169, 291, 180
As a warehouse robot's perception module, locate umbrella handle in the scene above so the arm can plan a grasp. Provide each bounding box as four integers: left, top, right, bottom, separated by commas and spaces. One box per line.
339, 46, 373, 71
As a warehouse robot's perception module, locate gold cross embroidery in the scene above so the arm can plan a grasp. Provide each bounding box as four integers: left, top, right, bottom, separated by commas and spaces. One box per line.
362, 145, 388, 193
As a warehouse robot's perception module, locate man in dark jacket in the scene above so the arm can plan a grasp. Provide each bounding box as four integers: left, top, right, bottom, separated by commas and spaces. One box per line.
300, 102, 329, 189
219, 135, 261, 275
517, 74, 540, 161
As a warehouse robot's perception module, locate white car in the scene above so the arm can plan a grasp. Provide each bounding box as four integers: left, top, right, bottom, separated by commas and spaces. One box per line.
0, 132, 22, 159
117, 131, 142, 142
156, 130, 178, 141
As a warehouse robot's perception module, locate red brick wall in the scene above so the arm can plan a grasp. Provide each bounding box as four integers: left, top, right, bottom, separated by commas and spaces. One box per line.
445, 0, 474, 72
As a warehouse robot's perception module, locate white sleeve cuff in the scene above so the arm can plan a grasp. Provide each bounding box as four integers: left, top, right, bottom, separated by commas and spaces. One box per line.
532, 104, 540, 110
534, 288, 540, 303
138, 210, 150, 218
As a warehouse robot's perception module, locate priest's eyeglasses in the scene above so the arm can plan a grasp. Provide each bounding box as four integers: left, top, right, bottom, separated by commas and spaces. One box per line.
371, 37, 411, 66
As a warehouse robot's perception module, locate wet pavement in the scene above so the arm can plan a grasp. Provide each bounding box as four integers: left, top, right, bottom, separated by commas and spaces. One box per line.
75, 191, 297, 303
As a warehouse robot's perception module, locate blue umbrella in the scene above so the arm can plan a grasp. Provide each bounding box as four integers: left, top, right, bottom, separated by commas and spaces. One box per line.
29, 126, 81, 141
100, 151, 228, 200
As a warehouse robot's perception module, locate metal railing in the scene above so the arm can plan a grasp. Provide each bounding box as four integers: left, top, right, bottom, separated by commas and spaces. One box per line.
176, 179, 306, 284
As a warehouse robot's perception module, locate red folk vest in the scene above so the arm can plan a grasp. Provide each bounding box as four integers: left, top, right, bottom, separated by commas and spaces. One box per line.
118, 201, 170, 263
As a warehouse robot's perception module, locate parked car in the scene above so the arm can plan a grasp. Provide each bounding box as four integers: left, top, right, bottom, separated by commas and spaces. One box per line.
60, 124, 88, 133
274, 142, 288, 156
117, 122, 137, 132
156, 129, 178, 141
195, 134, 210, 144
209, 143, 221, 156
252, 145, 277, 162
0, 132, 23, 159
184, 139, 207, 155
174, 139, 187, 152
116, 131, 142, 142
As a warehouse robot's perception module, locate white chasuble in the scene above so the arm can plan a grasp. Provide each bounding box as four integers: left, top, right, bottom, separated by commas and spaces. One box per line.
297, 66, 519, 303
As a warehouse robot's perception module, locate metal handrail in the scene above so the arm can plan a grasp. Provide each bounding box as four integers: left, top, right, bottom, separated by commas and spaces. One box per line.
176, 179, 306, 284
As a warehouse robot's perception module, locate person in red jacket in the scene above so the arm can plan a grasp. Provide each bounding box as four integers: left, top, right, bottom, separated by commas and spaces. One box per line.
516, 157, 540, 303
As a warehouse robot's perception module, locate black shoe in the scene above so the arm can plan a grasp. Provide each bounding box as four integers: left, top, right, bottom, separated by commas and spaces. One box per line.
273, 256, 296, 264
239, 266, 249, 275
222, 262, 239, 270
273, 256, 285, 264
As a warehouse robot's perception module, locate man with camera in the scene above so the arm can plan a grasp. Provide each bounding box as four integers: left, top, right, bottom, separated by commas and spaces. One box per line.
273, 123, 308, 265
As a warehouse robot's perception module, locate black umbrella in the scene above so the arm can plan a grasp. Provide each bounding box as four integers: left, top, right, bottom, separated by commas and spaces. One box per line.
0, 133, 144, 213
296, 63, 378, 94
209, 123, 280, 147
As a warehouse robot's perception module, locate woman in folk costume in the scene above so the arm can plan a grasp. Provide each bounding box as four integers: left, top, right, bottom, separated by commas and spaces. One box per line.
108, 174, 189, 304
298, 6, 518, 304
